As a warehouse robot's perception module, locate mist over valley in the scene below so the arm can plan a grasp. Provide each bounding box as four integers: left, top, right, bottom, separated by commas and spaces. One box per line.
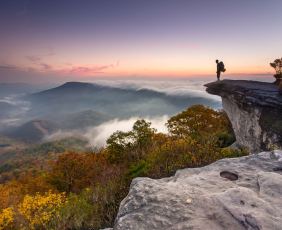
0, 79, 222, 149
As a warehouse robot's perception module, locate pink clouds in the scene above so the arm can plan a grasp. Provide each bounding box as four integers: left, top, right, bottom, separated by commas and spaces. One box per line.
0, 61, 120, 83
31, 63, 119, 76
26, 55, 42, 62
25, 54, 54, 72
1, 62, 119, 76
68, 64, 116, 75
40, 63, 52, 70
58, 61, 120, 76
24, 53, 119, 76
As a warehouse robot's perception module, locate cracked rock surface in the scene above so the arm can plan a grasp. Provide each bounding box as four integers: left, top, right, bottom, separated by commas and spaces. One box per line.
111, 150, 282, 230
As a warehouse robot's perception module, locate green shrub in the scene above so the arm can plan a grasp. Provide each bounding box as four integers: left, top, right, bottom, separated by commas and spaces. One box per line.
128, 160, 149, 178
56, 188, 94, 229
221, 147, 248, 158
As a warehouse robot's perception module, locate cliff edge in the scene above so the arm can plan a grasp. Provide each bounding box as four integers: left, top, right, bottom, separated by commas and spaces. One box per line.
104, 80, 282, 230
205, 80, 282, 153
108, 150, 282, 230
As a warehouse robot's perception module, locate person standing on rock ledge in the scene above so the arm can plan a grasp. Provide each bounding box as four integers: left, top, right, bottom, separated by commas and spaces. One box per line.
216, 59, 226, 80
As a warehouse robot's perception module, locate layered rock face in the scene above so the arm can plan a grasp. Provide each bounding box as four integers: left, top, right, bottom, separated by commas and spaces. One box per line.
205, 80, 282, 153
110, 150, 282, 230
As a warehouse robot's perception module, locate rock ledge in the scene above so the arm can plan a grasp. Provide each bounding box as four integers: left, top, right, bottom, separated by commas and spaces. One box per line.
205, 80, 282, 152
205, 80, 282, 107
111, 150, 282, 230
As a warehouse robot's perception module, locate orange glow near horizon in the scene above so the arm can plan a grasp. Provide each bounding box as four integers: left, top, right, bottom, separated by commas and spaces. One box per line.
8, 53, 274, 79
13, 62, 273, 78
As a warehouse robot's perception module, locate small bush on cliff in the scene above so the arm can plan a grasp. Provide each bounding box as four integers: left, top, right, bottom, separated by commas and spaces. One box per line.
221, 147, 248, 158
270, 58, 282, 85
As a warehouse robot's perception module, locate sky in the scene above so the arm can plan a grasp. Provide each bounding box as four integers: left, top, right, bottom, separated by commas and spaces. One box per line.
0, 0, 282, 83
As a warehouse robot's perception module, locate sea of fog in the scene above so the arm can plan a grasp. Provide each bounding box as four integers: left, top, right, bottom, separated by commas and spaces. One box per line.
0, 76, 272, 147
45, 78, 222, 147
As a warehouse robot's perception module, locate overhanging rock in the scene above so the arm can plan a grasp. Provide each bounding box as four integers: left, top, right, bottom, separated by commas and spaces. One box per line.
205, 80, 282, 153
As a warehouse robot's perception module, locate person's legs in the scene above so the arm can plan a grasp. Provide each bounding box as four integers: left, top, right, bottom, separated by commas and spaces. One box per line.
217, 72, 220, 80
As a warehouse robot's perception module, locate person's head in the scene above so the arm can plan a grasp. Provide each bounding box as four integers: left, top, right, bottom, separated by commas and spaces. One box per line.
216, 59, 219, 63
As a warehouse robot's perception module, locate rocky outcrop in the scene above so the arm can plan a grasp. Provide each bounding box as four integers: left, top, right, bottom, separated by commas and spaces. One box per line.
110, 150, 282, 230
205, 80, 282, 153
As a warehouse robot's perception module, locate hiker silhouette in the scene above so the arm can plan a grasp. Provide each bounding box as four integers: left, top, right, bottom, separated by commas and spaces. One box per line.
216, 60, 226, 80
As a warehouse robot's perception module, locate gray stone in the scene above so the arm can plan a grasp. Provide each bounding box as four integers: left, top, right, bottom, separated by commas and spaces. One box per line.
205, 80, 282, 153
113, 151, 282, 230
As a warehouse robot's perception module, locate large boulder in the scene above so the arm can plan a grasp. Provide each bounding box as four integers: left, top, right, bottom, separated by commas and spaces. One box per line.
205, 80, 282, 153
112, 150, 282, 230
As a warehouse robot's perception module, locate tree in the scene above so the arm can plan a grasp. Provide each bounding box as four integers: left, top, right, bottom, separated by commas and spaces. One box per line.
270, 58, 282, 75
48, 152, 87, 193
270, 58, 282, 85
106, 119, 156, 163
132, 119, 156, 148
167, 105, 232, 141
49, 151, 119, 193
106, 131, 135, 163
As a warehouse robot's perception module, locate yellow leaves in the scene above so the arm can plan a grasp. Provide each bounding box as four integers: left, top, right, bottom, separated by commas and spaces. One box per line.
18, 191, 66, 229
0, 207, 14, 230
0, 181, 24, 210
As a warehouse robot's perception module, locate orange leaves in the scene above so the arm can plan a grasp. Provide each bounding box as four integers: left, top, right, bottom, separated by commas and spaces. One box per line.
49, 151, 120, 193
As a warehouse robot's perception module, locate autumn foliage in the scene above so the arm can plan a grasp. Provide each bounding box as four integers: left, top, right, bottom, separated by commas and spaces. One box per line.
0, 105, 247, 229
18, 191, 66, 229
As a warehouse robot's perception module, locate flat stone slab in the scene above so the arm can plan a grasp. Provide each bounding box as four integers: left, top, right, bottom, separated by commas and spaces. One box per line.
113, 151, 282, 230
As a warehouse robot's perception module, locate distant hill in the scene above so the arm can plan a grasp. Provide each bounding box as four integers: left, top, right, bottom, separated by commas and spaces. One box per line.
6, 120, 58, 143
26, 81, 220, 118
0, 102, 17, 118
2, 110, 112, 143
60, 110, 113, 130
0, 83, 47, 97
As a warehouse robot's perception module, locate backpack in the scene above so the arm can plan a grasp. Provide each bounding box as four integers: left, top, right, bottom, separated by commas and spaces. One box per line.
219, 62, 226, 72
